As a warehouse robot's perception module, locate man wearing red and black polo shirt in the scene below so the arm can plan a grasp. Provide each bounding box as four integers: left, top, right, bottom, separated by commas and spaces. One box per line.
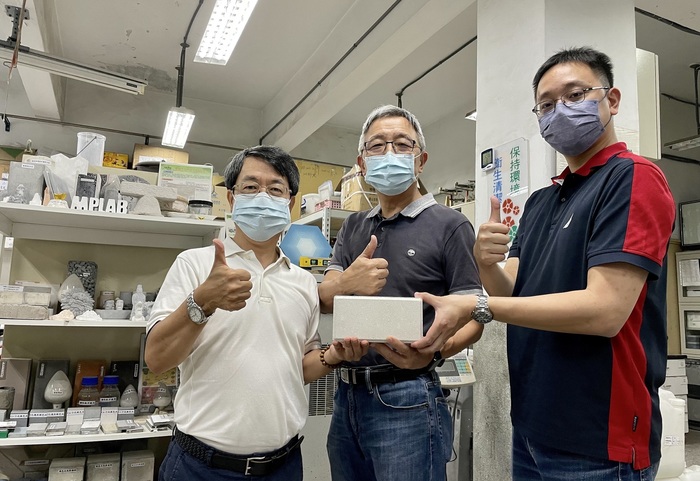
413, 47, 675, 480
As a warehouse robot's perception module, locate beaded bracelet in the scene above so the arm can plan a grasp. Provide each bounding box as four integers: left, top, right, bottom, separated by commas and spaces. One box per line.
320, 346, 341, 370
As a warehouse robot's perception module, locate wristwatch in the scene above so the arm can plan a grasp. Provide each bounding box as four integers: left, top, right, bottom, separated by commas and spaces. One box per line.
186, 291, 210, 325
471, 294, 493, 324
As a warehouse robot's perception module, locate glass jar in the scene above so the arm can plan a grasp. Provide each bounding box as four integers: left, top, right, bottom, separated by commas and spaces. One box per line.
188, 199, 213, 218
99, 375, 121, 407
77, 376, 100, 407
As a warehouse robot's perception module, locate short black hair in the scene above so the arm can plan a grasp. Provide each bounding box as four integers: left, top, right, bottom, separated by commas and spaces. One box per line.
532, 47, 614, 95
223, 145, 300, 196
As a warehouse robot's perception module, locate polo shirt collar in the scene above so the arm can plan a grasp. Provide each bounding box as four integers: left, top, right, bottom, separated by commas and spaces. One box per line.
365, 193, 437, 219
551, 142, 629, 185
223, 236, 291, 268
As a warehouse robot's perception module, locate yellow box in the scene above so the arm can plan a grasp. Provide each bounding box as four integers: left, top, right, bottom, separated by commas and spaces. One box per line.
132, 144, 189, 169
103, 151, 129, 169
211, 185, 229, 219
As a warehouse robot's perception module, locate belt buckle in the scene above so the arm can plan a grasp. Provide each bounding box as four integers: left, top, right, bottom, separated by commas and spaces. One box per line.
245, 456, 266, 476
340, 368, 354, 384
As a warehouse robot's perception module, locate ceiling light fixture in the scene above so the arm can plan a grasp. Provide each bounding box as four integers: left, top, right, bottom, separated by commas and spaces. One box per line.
665, 63, 700, 152
194, 0, 259, 65
0, 44, 147, 96
162, 1, 204, 149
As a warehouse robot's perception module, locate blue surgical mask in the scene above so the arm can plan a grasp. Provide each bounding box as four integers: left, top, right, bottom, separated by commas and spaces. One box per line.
363, 152, 417, 196
232, 193, 291, 242
538, 100, 607, 156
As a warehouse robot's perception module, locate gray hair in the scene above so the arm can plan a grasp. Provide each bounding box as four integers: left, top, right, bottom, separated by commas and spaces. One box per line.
223, 145, 300, 196
358, 105, 427, 154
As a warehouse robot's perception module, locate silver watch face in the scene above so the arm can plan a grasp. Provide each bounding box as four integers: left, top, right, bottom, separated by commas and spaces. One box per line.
473, 308, 493, 324
188, 305, 205, 324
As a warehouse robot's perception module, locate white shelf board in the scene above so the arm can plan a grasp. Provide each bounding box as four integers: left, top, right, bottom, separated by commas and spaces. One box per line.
0, 319, 147, 328
0, 203, 224, 249
0, 427, 171, 446
295, 208, 353, 238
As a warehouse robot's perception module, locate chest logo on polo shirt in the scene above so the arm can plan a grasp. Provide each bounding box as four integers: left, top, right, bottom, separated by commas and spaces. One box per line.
563, 213, 574, 229
407, 249, 416, 257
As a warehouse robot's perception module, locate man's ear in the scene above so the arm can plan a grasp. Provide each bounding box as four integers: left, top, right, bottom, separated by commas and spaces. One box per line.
607, 87, 621, 115
357, 155, 367, 176
227, 189, 234, 209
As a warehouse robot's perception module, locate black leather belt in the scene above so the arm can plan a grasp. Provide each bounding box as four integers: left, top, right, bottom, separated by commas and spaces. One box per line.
339, 364, 434, 386
173, 427, 303, 476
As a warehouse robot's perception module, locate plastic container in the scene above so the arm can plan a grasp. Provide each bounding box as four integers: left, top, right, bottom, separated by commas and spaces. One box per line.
77, 376, 100, 407
99, 375, 121, 407
657, 388, 686, 479
76, 132, 106, 167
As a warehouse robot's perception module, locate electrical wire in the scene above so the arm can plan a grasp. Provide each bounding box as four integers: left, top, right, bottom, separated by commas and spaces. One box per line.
175, 0, 204, 107
396, 36, 477, 108
259, 0, 403, 145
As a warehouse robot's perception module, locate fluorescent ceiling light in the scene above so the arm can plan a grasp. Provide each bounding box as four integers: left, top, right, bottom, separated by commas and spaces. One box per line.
162, 107, 196, 149
194, 0, 259, 65
464, 110, 477, 121
665, 134, 700, 151
0, 41, 147, 95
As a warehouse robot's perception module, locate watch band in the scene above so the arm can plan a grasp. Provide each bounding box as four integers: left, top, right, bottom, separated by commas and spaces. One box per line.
186, 291, 210, 325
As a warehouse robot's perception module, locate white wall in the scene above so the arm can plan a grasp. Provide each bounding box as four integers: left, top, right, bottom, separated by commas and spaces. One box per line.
420, 108, 476, 195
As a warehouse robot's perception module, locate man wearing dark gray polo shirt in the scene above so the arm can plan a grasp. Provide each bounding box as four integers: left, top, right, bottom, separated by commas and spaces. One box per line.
319, 105, 483, 481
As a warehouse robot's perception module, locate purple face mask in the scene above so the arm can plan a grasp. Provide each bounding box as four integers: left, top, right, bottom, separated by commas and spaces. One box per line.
538, 100, 606, 156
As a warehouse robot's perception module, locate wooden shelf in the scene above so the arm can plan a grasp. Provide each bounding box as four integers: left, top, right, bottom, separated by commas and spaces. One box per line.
0, 203, 223, 249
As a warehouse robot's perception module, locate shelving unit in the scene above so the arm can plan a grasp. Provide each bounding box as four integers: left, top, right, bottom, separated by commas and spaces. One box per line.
0, 204, 224, 453
0, 425, 171, 447
677, 251, 700, 356
295, 207, 353, 241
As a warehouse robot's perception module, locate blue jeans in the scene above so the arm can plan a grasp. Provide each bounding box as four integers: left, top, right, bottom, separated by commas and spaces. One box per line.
326, 371, 452, 481
512, 428, 659, 481
159, 438, 303, 481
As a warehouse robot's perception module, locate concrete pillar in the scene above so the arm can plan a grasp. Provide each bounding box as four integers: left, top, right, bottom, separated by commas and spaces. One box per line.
472, 1, 639, 480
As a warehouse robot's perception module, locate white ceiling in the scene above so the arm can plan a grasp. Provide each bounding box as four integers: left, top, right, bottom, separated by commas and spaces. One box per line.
1, 0, 699, 149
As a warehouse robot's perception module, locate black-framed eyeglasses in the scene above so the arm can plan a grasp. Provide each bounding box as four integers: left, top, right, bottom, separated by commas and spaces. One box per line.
532, 86, 610, 117
232, 181, 290, 199
363, 138, 418, 156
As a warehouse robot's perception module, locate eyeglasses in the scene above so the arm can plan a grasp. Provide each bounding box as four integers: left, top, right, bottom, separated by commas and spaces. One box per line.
233, 181, 290, 199
532, 87, 610, 117
363, 138, 418, 155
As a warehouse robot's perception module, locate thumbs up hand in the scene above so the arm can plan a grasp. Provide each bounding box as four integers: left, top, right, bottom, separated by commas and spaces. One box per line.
342, 235, 389, 296
474, 196, 512, 267
194, 239, 253, 315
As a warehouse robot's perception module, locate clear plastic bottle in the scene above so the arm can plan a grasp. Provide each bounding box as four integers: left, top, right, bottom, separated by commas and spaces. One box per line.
99, 375, 121, 407
77, 376, 100, 407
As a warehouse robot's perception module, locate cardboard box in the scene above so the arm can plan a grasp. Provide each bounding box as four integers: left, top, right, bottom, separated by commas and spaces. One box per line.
339, 165, 377, 211
103, 152, 129, 169
132, 144, 188, 169
342, 191, 378, 212
211, 185, 229, 219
